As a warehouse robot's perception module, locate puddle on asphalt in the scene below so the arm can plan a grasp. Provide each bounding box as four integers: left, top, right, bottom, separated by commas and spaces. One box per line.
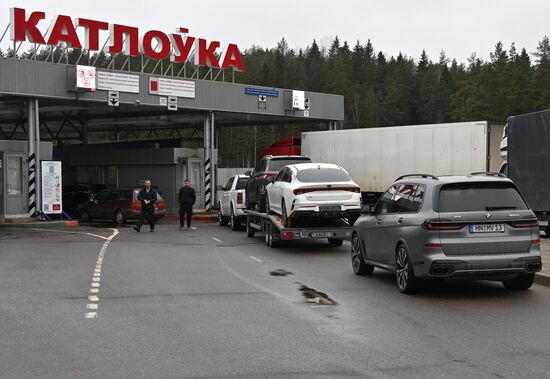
269, 269, 293, 277
296, 282, 337, 305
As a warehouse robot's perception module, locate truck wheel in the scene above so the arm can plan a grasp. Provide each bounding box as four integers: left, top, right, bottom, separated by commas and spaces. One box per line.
218, 207, 228, 226
230, 206, 240, 231
328, 238, 343, 247
246, 218, 255, 238
503, 273, 535, 290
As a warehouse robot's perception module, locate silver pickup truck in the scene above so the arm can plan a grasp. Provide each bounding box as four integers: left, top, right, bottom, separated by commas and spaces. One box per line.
217, 174, 250, 231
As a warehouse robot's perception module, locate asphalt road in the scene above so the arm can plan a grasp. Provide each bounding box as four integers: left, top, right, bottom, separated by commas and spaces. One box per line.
1, 222, 549, 379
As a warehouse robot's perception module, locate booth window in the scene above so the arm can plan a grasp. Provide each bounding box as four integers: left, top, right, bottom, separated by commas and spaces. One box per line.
7, 157, 22, 195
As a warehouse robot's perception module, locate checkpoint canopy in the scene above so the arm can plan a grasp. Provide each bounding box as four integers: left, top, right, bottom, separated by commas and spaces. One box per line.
0, 7, 345, 216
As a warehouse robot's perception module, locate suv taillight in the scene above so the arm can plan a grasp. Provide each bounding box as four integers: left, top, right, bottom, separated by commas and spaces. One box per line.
237, 192, 243, 204
422, 219, 465, 231
508, 218, 539, 228
293, 187, 360, 195
131, 201, 141, 210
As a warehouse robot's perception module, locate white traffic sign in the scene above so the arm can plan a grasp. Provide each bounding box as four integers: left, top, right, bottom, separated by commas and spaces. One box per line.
168, 96, 178, 111
304, 110, 310, 117
108, 91, 119, 107
304, 98, 311, 110
292, 90, 305, 110
258, 95, 267, 103
159, 97, 168, 106
97, 71, 140, 93
76, 65, 96, 91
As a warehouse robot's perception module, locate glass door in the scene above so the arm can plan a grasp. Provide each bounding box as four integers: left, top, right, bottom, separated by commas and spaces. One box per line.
6, 155, 25, 215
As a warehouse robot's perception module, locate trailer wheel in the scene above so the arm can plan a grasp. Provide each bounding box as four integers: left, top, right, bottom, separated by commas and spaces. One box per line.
230, 206, 240, 231
328, 238, 344, 247
246, 218, 255, 238
265, 223, 271, 246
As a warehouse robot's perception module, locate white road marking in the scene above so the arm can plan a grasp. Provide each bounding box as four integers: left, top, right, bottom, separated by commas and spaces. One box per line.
191, 227, 197, 230
84, 228, 119, 319
249, 256, 263, 263
212, 237, 223, 244
29, 228, 109, 240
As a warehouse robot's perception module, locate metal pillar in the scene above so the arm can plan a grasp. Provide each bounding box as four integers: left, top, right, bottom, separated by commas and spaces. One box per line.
210, 112, 216, 209
204, 113, 212, 212
27, 100, 37, 217
34, 99, 41, 218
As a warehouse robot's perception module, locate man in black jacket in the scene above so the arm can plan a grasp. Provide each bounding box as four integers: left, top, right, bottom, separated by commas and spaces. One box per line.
178, 179, 196, 229
134, 179, 157, 232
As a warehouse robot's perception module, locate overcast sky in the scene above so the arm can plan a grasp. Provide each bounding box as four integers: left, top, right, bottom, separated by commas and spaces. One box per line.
1, 0, 548, 63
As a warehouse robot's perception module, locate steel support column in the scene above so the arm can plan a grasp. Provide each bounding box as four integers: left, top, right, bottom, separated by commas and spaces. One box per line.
210, 112, 216, 209
27, 100, 36, 217
203, 113, 212, 211
34, 99, 41, 218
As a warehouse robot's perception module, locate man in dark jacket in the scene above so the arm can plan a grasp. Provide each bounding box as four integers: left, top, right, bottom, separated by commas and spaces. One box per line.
178, 179, 196, 229
134, 179, 157, 232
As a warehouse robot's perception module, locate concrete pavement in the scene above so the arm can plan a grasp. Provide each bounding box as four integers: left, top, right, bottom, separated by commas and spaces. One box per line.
1, 222, 550, 378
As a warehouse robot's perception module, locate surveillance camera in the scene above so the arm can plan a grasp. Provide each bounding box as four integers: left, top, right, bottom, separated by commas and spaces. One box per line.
134, 99, 141, 106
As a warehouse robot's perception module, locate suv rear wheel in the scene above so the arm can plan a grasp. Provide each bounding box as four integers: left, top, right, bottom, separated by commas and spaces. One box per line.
395, 244, 418, 294
502, 273, 535, 290
114, 210, 125, 225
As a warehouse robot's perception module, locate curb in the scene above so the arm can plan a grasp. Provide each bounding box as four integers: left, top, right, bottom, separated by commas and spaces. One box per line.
0, 220, 79, 229
535, 273, 550, 287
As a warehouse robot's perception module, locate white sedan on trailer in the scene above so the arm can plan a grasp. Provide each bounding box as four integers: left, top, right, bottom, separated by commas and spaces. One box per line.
217, 174, 249, 230
266, 163, 361, 226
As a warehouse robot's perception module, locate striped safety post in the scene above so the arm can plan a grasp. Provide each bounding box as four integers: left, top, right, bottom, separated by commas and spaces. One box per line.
204, 157, 211, 211
28, 153, 37, 217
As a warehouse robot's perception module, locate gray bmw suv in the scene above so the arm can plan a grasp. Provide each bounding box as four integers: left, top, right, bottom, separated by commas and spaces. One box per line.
351, 173, 542, 293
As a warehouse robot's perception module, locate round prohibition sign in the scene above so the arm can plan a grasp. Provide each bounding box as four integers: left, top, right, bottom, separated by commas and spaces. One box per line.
87, 70, 95, 79
83, 78, 91, 86
78, 69, 86, 78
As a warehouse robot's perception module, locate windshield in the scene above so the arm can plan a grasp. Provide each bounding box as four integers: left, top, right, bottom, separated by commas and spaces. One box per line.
296, 168, 352, 183
438, 182, 528, 212
267, 158, 311, 172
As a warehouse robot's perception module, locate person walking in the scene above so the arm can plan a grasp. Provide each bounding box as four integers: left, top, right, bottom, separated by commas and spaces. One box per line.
134, 179, 157, 232
178, 179, 196, 229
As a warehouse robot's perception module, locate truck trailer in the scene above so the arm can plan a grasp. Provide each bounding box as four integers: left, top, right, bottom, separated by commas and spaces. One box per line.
301, 121, 504, 204
500, 109, 550, 233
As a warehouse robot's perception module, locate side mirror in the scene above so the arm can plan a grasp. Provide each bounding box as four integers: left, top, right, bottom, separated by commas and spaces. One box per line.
361, 204, 373, 215
216, 185, 223, 191
244, 171, 252, 176
267, 176, 275, 183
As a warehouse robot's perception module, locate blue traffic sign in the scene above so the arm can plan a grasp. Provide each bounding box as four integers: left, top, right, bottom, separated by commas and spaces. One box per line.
245, 87, 279, 97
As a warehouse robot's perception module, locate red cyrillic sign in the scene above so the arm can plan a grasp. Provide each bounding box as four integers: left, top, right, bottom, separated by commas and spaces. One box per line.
9, 7, 245, 72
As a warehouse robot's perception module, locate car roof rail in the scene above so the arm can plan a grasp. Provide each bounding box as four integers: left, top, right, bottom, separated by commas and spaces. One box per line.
469, 172, 507, 178
395, 174, 439, 181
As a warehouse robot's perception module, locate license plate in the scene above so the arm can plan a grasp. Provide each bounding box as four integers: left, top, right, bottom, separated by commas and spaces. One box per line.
319, 205, 341, 212
311, 231, 335, 238
469, 224, 505, 233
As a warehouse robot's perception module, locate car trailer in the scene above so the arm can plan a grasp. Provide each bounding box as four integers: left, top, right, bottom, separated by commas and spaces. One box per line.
244, 210, 353, 248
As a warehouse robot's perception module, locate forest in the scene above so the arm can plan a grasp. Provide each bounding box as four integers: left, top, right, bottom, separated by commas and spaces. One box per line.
238, 36, 550, 128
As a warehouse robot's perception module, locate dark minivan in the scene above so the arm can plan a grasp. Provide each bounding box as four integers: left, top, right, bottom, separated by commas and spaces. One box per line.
79, 188, 166, 224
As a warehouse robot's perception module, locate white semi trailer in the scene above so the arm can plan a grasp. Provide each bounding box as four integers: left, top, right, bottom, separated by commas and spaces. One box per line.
302, 121, 504, 203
